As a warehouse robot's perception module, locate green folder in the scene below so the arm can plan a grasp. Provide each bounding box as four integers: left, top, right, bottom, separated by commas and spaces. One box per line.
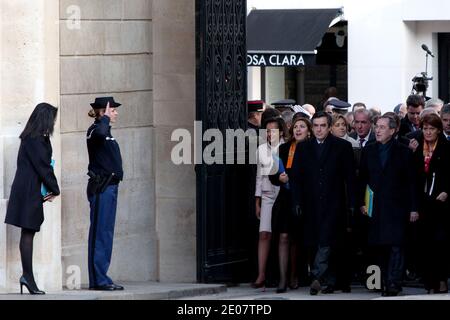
364, 185, 374, 217
41, 159, 55, 197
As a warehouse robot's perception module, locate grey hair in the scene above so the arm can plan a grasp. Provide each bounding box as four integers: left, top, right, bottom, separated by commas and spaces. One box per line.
420, 108, 438, 118
442, 104, 450, 115
425, 98, 444, 109
281, 110, 295, 125
353, 108, 372, 121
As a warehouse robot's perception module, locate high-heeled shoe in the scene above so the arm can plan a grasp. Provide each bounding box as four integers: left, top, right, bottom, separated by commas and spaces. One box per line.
437, 281, 448, 294
251, 280, 266, 290
289, 279, 299, 290
20, 276, 45, 295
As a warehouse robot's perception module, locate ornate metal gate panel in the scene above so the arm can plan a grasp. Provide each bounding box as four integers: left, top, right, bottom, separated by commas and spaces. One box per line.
196, 0, 250, 283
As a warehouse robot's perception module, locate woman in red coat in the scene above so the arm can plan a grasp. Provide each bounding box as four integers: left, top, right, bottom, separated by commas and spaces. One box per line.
4, 103, 60, 295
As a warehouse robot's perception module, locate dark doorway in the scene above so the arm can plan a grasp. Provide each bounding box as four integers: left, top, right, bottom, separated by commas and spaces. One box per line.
195, 0, 252, 283
438, 33, 450, 102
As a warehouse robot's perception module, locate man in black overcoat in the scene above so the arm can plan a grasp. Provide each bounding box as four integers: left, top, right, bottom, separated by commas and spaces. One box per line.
291, 111, 356, 295
358, 114, 419, 296
398, 94, 425, 138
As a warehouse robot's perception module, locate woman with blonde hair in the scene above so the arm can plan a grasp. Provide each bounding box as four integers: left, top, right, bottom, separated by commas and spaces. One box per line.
331, 114, 360, 148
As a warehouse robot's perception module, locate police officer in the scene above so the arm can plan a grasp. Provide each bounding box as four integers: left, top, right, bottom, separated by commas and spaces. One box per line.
247, 100, 264, 130
271, 99, 296, 113
86, 97, 124, 291
325, 98, 351, 116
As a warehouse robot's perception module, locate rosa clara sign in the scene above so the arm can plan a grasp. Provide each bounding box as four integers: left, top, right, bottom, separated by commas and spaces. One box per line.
247, 54, 305, 67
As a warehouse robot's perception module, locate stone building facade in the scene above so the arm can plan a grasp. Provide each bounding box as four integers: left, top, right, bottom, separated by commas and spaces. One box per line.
0, 0, 196, 292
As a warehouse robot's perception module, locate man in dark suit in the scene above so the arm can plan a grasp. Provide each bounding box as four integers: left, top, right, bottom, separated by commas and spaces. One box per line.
349, 108, 376, 281
350, 109, 376, 148
358, 114, 419, 296
442, 104, 450, 140
291, 111, 356, 295
398, 94, 425, 138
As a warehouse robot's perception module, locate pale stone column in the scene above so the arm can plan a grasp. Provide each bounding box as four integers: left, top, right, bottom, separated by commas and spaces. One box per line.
0, 0, 62, 292
153, 0, 196, 282
248, 67, 262, 101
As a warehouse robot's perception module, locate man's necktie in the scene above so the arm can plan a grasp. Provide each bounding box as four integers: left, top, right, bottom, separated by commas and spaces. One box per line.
359, 138, 365, 148
317, 142, 324, 158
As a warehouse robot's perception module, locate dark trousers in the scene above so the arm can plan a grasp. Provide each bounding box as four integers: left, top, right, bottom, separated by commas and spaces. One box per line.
423, 241, 449, 291
376, 246, 405, 290
336, 232, 353, 288
310, 246, 336, 286
405, 223, 422, 279
88, 184, 119, 287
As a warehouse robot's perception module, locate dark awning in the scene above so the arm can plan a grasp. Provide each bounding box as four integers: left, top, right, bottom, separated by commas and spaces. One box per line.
247, 8, 342, 54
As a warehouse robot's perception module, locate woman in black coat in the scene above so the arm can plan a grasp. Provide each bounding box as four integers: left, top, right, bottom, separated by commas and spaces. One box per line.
270, 115, 312, 293
411, 113, 450, 293
4, 103, 60, 295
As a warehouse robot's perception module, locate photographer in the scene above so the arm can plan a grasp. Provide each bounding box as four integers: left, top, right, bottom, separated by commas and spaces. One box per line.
86, 97, 124, 291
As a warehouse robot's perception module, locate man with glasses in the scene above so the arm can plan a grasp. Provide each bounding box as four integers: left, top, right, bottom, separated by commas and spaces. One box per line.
359, 114, 418, 296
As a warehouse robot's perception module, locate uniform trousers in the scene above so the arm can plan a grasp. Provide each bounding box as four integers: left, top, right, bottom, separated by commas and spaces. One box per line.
88, 184, 118, 287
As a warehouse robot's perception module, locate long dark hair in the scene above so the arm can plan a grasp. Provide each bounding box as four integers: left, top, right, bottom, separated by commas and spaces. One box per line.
20, 103, 58, 139
262, 116, 289, 141
289, 117, 312, 143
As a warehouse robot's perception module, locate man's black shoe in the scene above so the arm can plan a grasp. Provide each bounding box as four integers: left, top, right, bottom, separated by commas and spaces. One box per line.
112, 283, 124, 290
89, 284, 115, 291
382, 286, 401, 297
310, 287, 319, 295
341, 286, 351, 293
321, 286, 335, 294
310, 279, 321, 295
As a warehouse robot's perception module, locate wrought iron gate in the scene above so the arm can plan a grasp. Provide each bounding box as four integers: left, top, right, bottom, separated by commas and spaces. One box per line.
196, 0, 252, 283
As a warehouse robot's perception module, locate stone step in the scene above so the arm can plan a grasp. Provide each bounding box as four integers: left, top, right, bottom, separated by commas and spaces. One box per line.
0, 282, 227, 300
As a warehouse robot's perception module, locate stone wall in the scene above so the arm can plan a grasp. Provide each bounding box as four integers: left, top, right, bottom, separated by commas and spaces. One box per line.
59, 0, 157, 285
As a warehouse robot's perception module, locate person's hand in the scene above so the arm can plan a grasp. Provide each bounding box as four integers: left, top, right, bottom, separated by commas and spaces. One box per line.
104, 102, 112, 119
44, 194, 57, 202
408, 139, 419, 152
294, 205, 302, 217
360, 206, 368, 215
436, 192, 448, 202
255, 198, 261, 220
410, 212, 419, 222
279, 172, 289, 184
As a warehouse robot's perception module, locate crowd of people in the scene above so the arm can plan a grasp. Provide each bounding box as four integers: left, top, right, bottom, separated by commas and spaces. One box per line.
247, 90, 450, 296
